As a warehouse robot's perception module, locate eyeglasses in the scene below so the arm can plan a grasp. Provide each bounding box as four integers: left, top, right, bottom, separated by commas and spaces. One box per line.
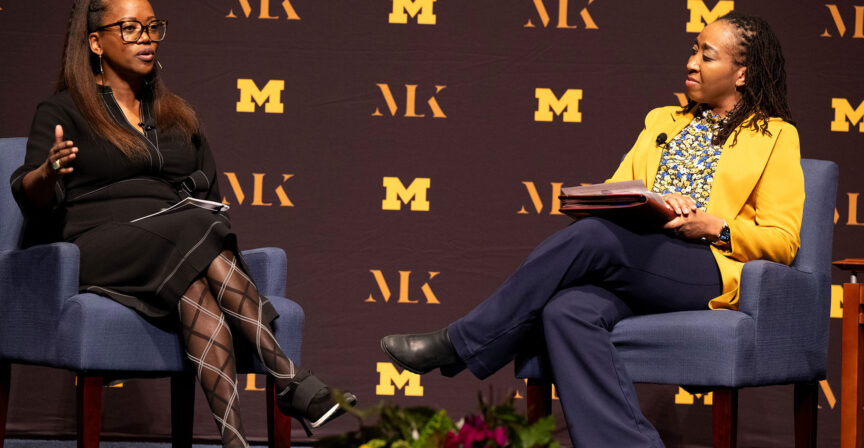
97, 19, 167, 43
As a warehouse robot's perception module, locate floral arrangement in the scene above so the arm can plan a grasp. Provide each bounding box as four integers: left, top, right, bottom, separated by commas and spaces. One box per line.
320, 389, 561, 448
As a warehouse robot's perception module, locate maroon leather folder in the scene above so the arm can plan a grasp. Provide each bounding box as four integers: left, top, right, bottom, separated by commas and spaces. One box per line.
558, 180, 677, 229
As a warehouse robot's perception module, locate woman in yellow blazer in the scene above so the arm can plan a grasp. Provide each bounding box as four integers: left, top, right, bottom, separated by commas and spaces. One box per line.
609, 104, 804, 310
380, 12, 803, 447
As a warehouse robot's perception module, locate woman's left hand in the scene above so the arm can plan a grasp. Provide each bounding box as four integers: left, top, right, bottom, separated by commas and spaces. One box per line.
663, 209, 726, 241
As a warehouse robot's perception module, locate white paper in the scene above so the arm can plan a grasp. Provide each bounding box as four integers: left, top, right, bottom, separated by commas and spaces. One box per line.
130, 197, 229, 223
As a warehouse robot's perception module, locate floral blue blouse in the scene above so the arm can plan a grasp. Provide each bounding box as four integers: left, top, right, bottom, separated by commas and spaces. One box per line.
651, 107, 725, 210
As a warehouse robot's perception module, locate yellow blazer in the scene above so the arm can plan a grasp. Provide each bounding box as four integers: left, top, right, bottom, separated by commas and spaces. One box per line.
608, 106, 805, 310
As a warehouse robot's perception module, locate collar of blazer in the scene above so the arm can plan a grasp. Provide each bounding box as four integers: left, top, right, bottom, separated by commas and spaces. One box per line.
645, 105, 785, 220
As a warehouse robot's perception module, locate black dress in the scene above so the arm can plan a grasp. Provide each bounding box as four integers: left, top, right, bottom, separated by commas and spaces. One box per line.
10, 85, 278, 322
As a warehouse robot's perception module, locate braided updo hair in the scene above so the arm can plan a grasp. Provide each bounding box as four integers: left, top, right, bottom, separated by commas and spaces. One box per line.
684, 12, 793, 147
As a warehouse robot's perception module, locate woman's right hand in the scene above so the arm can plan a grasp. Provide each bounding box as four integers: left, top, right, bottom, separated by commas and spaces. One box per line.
43, 124, 77, 178
662, 192, 697, 216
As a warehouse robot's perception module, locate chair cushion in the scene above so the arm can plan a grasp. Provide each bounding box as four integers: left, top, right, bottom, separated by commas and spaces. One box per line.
611, 310, 756, 387
516, 310, 757, 388
55, 292, 304, 373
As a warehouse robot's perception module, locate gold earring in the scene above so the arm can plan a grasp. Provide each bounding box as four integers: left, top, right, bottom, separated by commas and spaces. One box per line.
99, 54, 103, 74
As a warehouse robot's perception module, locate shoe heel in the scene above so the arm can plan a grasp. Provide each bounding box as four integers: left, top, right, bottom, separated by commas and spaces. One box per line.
298, 418, 313, 437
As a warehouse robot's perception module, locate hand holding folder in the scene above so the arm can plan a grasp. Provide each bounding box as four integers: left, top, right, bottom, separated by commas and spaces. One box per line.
558, 180, 677, 229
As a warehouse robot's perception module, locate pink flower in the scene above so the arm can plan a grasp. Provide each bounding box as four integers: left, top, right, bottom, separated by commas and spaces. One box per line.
489, 427, 508, 446
444, 415, 509, 447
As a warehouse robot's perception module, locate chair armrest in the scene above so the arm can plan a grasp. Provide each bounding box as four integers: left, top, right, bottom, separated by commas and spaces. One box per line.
0, 243, 81, 357
737, 259, 830, 382
738, 260, 824, 322
241, 247, 287, 298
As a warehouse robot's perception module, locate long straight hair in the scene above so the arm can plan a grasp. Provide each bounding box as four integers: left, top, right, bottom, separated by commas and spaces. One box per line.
57, 0, 199, 158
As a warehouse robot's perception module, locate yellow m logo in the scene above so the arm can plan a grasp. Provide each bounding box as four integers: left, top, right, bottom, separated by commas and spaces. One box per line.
535, 88, 582, 123
675, 386, 713, 405
831, 98, 864, 132
389, 0, 436, 25
376, 362, 424, 396
685, 0, 734, 33
236, 79, 285, 113
382, 177, 431, 211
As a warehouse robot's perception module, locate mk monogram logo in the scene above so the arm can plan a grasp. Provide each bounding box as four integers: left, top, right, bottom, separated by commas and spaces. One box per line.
221, 173, 294, 207
838, 193, 864, 226
831, 98, 864, 132
372, 84, 446, 118
382, 177, 431, 211
518, 181, 564, 215
685, 0, 734, 33
675, 387, 712, 405
535, 88, 583, 123
236, 79, 284, 114
525, 0, 598, 29
365, 270, 440, 304
389, 0, 436, 25
376, 362, 424, 396
227, 0, 300, 20
821, 4, 864, 38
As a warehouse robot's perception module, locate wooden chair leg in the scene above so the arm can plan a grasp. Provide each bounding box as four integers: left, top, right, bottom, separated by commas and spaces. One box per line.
171, 372, 196, 448
0, 361, 10, 444
266, 375, 292, 448
712, 388, 738, 448
794, 382, 818, 448
76, 375, 102, 448
841, 283, 864, 448
526, 378, 553, 423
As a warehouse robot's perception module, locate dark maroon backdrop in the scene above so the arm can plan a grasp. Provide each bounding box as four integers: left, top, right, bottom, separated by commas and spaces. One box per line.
1, 1, 862, 446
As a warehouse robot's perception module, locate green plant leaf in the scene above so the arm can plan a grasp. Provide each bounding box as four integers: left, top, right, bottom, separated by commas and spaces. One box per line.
413, 409, 454, 447
514, 415, 557, 447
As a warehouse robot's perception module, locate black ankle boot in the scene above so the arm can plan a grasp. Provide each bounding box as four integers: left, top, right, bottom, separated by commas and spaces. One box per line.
380, 328, 463, 375
277, 370, 358, 436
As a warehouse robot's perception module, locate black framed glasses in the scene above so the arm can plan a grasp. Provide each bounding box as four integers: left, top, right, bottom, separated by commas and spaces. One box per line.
97, 19, 167, 43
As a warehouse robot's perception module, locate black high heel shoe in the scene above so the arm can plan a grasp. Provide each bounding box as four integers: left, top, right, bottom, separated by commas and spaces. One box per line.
277, 370, 358, 436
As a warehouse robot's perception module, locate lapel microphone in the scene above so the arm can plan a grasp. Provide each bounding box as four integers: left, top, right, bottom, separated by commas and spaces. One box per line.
655, 133, 668, 148
138, 122, 155, 131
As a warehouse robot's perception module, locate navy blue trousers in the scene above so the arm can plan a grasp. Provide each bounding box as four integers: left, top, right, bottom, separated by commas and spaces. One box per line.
448, 218, 722, 447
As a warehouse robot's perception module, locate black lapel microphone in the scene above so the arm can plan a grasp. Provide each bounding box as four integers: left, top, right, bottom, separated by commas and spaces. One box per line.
655, 133, 668, 148
138, 122, 155, 132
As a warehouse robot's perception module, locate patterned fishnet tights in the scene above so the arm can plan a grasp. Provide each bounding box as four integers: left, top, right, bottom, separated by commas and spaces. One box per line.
177, 250, 297, 448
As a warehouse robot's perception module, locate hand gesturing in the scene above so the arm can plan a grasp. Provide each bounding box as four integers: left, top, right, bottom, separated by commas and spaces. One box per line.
45, 124, 77, 177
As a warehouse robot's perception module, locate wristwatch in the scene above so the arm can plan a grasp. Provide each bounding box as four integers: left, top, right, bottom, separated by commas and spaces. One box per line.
712, 221, 731, 247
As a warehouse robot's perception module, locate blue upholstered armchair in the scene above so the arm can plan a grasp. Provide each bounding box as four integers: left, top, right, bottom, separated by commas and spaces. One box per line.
0, 137, 305, 447
516, 159, 838, 448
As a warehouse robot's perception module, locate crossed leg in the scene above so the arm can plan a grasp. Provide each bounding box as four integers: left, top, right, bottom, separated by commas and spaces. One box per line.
178, 277, 248, 448
178, 250, 306, 447
204, 250, 296, 394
